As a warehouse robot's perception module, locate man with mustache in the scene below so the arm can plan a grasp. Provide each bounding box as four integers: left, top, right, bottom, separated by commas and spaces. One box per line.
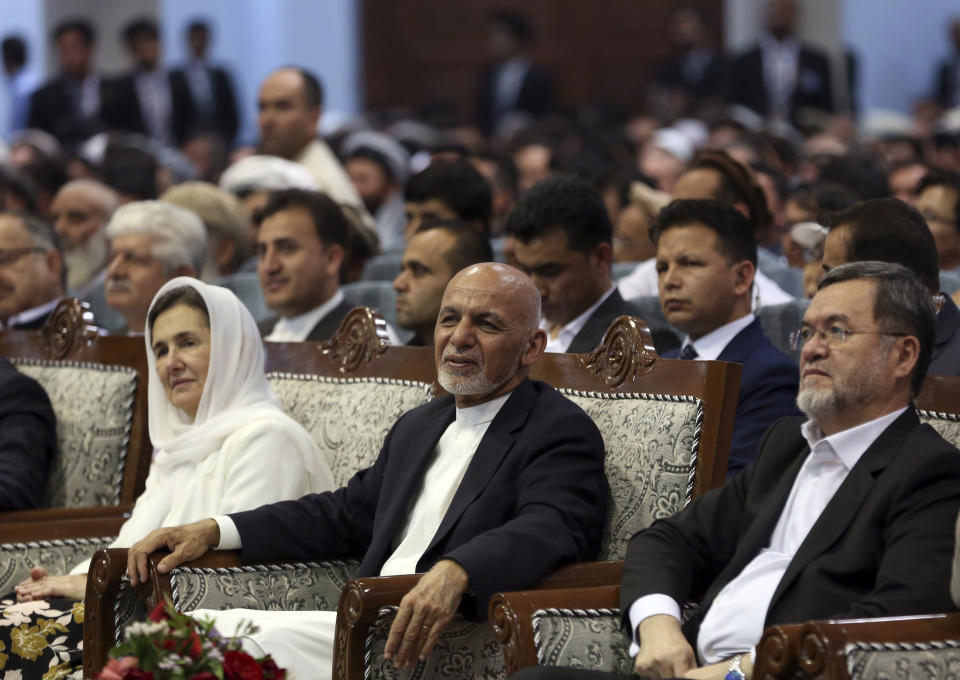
104, 201, 206, 335
514, 261, 960, 680
0, 211, 65, 330
654, 199, 799, 476
127, 262, 607, 679
49, 179, 118, 294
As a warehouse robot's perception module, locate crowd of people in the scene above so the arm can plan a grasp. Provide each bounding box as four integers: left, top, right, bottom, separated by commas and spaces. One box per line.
2, 0, 960, 678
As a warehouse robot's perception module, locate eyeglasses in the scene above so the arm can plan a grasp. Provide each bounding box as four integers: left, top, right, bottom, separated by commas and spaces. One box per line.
0, 247, 46, 267
788, 325, 907, 350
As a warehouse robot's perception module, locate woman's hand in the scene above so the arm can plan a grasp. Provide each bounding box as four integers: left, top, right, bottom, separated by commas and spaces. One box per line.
15, 567, 87, 602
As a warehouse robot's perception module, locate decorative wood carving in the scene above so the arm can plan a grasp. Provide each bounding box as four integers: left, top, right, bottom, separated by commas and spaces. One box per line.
321, 307, 390, 374
798, 627, 828, 676
40, 298, 99, 359
333, 582, 365, 680
490, 599, 521, 675
755, 625, 797, 680
580, 315, 658, 388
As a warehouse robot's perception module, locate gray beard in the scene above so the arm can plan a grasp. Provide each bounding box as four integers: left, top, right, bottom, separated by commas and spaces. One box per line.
64, 228, 109, 293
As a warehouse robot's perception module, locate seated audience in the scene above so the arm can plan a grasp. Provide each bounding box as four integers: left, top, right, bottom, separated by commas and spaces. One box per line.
0, 211, 64, 330
104, 200, 206, 334
49, 178, 119, 293
8, 277, 335, 674
403, 159, 492, 240
126, 263, 607, 680
780, 181, 858, 268
619, 151, 794, 307
508, 174, 679, 354
518, 261, 960, 680
470, 150, 518, 236
915, 171, 960, 273
0, 357, 56, 511
256, 189, 353, 342
160, 181, 252, 280
342, 130, 411, 251
393, 219, 494, 346
218, 154, 318, 222
822, 198, 960, 376
653, 199, 799, 475
613, 182, 670, 263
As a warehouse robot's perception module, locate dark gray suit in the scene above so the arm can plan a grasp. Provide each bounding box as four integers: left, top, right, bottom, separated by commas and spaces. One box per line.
257, 299, 354, 342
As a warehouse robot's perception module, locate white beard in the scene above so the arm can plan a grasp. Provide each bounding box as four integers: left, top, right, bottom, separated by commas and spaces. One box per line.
64, 228, 109, 293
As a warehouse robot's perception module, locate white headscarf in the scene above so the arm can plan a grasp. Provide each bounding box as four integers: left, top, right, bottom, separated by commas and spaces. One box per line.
144, 277, 327, 483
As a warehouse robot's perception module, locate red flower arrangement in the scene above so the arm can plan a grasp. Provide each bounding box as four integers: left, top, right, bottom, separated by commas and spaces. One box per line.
96, 600, 285, 680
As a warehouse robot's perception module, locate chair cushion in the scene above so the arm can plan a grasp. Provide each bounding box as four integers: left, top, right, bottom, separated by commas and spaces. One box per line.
267, 374, 434, 488
169, 560, 360, 612
563, 391, 703, 561
846, 641, 960, 680
13, 360, 138, 508
0, 537, 115, 594
532, 607, 630, 674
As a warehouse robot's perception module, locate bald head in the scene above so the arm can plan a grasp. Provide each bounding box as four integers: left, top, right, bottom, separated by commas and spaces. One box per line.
257, 67, 323, 159
435, 262, 547, 407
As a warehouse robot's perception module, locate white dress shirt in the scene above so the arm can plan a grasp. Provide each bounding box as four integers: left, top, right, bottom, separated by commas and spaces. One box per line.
134, 68, 173, 144
627, 407, 907, 662
761, 36, 799, 117
214, 392, 512, 560
265, 290, 345, 342
678, 313, 755, 361
541, 285, 616, 354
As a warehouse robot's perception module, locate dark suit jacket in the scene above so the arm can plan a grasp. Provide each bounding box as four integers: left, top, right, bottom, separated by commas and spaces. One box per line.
620, 409, 960, 645
566, 289, 681, 356
110, 70, 195, 145
652, 50, 726, 100
929, 294, 960, 376
726, 44, 834, 121
476, 61, 557, 136
230, 379, 607, 619
934, 58, 960, 109
0, 357, 57, 510
257, 299, 354, 342
28, 76, 120, 147
666, 318, 800, 476
169, 65, 240, 144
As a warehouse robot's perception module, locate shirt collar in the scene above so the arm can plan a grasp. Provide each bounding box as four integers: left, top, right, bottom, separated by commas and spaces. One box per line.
800, 407, 908, 471
682, 313, 755, 361
1, 296, 61, 330
454, 391, 512, 427
539, 284, 616, 349
268, 289, 344, 341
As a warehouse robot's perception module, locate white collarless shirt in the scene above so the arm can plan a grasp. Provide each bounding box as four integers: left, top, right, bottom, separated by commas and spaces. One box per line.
628, 406, 908, 662
541, 284, 616, 354
678, 313, 755, 361
265, 290, 344, 342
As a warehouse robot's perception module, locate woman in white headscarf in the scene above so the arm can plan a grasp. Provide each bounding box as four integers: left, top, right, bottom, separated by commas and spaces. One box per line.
5, 278, 333, 675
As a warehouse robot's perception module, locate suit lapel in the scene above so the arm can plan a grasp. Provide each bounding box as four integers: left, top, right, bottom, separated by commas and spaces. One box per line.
422, 381, 536, 555
767, 409, 917, 612
567, 290, 625, 354
716, 318, 762, 364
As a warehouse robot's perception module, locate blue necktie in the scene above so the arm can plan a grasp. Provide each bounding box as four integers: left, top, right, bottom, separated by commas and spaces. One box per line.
679, 344, 699, 360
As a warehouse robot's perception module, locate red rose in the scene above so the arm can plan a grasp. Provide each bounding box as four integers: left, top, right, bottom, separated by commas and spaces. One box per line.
149, 602, 171, 622
260, 658, 286, 680
126, 671, 154, 680
187, 674, 218, 680
223, 650, 263, 680
161, 638, 177, 652
185, 631, 203, 659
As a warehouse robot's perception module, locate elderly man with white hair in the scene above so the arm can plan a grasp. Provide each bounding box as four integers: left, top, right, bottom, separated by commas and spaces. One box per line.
49, 179, 119, 293
104, 201, 206, 335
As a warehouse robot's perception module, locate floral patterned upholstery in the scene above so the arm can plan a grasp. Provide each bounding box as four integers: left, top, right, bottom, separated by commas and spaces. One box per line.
364, 607, 504, 680
169, 560, 360, 613
846, 642, 960, 680
918, 410, 960, 449
12, 360, 137, 508
562, 391, 702, 561
532, 608, 630, 675
266, 374, 435, 488
0, 537, 114, 594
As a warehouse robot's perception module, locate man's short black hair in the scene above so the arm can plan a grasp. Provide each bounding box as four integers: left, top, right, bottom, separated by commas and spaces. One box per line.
2, 36, 26, 68
687, 151, 772, 236
416, 219, 494, 274
489, 10, 533, 44
650, 199, 758, 267
348, 148, 396, 183
471, 150, 518, 193
825, 198, 940, 293
122, 17, 159, 44
505, 174, 612, 252
818, 153, 890, 200
405, 160, 492, 233
916, 170, 960, 235
256, 189, 349, 249
53, 19, 95, 46
787, 181, 859, 220
187, 19, 210, 36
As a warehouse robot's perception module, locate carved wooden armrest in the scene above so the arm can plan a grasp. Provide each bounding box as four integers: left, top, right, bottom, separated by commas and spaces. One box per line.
0, 513, 128, 543
490, 585, 621, 675
754, 613, 960, 680
0, 504, 134, 525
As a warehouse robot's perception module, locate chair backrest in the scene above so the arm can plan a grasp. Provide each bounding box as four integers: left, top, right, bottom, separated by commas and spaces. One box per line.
341, 280, 404, 335
264, 307, 437, 486
915, 374, 960, 447
528, 316, 741, 560
0, 299, 151, 510
361, 251, 404, 282
212, 271, 272, 323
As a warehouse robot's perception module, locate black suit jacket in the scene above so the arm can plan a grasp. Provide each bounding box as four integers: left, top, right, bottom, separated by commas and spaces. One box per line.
566, 289, 680, 356
110, 70, 195, 145
230, 379, 607, 619
934, 58, 960, 109
652, 50, 726, 100
620, 409, 960, 645
726, 44, 834, 121
28, 76, 121, 147
929, 294, 960, 376
0, 357, 57, 510
257, 299, 354, 342
476, 61, 557, 136
169, 65, 240, 144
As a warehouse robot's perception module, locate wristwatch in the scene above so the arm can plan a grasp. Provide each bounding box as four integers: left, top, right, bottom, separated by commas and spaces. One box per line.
725, 654, 746, 680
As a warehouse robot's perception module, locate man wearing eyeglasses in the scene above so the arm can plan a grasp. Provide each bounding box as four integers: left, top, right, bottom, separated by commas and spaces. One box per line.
0, 211, 65, 330
517, 260, 960, 680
